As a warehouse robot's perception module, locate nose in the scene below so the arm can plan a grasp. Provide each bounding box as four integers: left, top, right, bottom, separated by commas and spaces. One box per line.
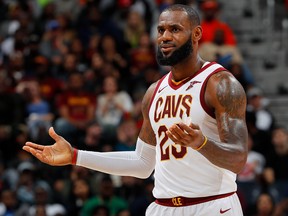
161, 29, 173, 41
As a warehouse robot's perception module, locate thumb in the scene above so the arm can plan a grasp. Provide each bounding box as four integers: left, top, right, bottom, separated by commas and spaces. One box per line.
49, 127, 61, 142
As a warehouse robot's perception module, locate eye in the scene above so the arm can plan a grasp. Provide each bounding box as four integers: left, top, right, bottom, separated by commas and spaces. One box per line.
158, 28, 164, 34
172, 28, 180, 33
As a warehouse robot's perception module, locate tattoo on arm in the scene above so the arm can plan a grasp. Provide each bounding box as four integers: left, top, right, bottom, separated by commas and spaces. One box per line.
216, 74, 246, 119
215, 73, 247, 143
200, 72, 248, 173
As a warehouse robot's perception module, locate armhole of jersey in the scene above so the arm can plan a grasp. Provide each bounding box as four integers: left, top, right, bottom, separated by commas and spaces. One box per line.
148, 74, 168, 113
200, 67, 227, 119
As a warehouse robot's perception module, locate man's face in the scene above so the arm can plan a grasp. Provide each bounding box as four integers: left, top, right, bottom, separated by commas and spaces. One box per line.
156, 10, 193, 66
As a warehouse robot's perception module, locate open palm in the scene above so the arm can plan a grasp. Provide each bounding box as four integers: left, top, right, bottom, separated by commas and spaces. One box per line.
23, 127, 73, 166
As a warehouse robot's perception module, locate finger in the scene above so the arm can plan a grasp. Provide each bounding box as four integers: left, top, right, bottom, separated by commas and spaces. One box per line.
23, 146, 44, 160
49, 127, 61, 142
177, 123, 194, 135
178, 123, 199, 135
24, 142, 45, 150
166, 130, 179, 144
189, 122, 200, 130
169, 124, 185, 140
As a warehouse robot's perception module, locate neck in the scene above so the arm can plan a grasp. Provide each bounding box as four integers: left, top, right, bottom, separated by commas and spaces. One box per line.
170, 54, 205, 82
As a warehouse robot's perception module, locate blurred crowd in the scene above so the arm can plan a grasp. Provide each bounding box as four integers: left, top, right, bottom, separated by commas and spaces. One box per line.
0, 0, 287, 216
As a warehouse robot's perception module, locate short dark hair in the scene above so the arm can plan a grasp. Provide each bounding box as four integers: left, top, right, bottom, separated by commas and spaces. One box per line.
162, 4, 200, 26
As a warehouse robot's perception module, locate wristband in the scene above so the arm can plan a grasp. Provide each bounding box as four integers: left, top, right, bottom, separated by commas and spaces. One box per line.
195, 135, 208, 151
71, 148, 78, 165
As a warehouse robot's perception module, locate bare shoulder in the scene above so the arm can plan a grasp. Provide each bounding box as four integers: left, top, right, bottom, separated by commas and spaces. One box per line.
206, 71, 247, 118
138, 82, 158, 145
141, 82, 158, 116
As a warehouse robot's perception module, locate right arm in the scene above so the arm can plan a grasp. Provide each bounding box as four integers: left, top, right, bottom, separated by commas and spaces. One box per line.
23, 83, 157, 178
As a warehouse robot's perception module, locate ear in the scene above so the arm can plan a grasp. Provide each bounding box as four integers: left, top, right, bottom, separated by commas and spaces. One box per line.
192, 26, 202, 42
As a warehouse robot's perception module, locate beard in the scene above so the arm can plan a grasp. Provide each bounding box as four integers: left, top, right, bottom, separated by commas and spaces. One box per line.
156, 37, 193, 66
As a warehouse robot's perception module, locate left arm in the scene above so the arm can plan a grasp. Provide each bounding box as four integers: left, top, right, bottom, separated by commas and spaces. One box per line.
167, 71, 248, 173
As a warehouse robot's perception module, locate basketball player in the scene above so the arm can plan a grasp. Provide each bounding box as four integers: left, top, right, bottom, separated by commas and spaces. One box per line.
23, 4, 248, 216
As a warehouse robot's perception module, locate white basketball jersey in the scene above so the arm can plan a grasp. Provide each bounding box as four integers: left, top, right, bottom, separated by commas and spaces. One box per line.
149, 62, 237, 198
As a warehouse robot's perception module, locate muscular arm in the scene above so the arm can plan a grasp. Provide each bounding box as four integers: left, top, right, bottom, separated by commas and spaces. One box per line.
166, 71, 248, 174
201, 71, 248, 173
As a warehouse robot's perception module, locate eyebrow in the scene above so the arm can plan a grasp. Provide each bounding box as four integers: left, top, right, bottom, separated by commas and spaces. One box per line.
157, 23, 184, 30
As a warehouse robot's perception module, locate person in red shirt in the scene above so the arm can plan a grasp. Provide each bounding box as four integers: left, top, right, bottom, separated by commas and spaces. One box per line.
200, 0, 237, 46
54, 72, 96, 144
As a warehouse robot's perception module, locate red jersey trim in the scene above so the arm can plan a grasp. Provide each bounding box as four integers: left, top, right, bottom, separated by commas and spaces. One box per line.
200, 67, 227, 119
168, 62, 216, 90
148, 74, 168, 113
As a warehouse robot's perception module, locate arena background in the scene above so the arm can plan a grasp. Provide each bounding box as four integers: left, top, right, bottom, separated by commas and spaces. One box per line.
0, 0, 288, 215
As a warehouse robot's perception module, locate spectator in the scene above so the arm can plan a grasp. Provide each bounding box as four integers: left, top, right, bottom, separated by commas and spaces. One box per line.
199, 0, 237, 45
66, 178, 94, 216
247, 87, 275, 132
238, 133, 266, 183
0, 0, 8, 27
85, 33, 101, 63
20, 80, 54, 143
81, 122, 103, 151
16, 161, 36, 204
0, 72, 26, 162
53, 0, 83, 22
129, 178, 154, 216
91, 205, 110, 216
129, 32, 158, 77
23, 35, 43, 75
245, 110, 273, 163
27, 181, 66, 216
123, 9, 146, 49
273, 198, 288, 216
98, 34, 128, 78
55, 53, 80, 82
69, 37, 87, 68
34, 2, 57, 35
115, 118, 139, 151
263, 126, 288, 201
0, 189, 19, 216
96, 75, 133, 142
39, 19, 71, 73
227, 62, 254, 91
26, 55, 64, 107
237, 133, 266, 211
83, 52, 106, 94
81, 175, 128, 216
0, 5, 28, 56
252, 192, 275, 216
54, 72, 96, 145
115, 176, 148, 215
76, 3, 123, 48
199, 28, 243, 66
6, 51, 27, 87
116, 208, 131, 216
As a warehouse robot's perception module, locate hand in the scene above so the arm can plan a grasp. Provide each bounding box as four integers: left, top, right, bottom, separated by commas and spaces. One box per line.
166, 122, 205, 150
22, 127, 73, 166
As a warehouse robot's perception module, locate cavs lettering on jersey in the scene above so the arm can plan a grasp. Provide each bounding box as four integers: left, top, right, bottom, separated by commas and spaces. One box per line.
149, 62, 237, 199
